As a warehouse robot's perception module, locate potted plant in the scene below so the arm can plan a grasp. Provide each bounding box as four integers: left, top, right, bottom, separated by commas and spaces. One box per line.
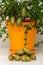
0, 0, 43, 55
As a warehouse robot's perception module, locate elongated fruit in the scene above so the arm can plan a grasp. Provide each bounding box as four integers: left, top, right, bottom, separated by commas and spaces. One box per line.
10, 16, 15, 25
21, 55, 31, 62
15, 50, 24, 56
14, 55, 21, 61
2, 7, 7, 14
23, 48, 32, 56
16, 18, 22, 26
21, 7, 26, 17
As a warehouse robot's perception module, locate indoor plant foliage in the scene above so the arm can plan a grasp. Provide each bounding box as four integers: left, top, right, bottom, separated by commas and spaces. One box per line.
0, 0, 43, 59
0, 0, 43, 38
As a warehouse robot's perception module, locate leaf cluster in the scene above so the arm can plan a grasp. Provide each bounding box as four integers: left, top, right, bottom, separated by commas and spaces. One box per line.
0, 0, 43, 40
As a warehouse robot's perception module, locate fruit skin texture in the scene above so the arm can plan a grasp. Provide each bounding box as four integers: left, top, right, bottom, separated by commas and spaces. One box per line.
21, 7, 26, 17
16, 18, 22, 26
2, 7, 7, 14
23, 48, 32, 56
21, 55, 31, 62
10, 16, 15, 25
8, 49, 36, 61
14, 55, 21, 61
31, 54, 36, 60
15, 50, 24, 56
8, 55, 14, 61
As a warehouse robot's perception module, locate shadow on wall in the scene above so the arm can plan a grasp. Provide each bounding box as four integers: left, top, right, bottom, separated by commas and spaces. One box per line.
0, 38, 10, 47
35, 33, 43, 43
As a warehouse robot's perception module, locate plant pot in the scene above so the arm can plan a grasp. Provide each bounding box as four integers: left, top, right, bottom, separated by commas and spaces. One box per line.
6, 20, 37, 55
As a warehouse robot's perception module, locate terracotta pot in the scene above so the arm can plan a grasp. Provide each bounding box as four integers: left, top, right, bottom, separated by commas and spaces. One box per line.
6, 20, 37, 55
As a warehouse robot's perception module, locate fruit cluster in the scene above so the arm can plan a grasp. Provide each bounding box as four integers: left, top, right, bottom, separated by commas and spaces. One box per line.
8, 48, 36, 62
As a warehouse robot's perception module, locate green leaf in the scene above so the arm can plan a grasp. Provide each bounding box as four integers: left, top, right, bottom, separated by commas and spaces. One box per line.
24, 30, 28, 34
0, 34, 2, 38
26, 25, 31, 31
24, 38, 27, 41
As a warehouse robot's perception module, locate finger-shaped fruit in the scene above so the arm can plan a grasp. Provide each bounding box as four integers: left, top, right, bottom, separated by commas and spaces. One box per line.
2, 7, 7, 14
21, 7, 26, 17
23, 48, 32, 56
21, 55, 31, 62
10, 16, 15, 25
14, 55, 21, 61
16, 18, 22, 26
15, 50, 24, 56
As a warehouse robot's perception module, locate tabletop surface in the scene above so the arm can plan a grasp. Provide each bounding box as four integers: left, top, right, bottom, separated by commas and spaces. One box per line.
0, 45, 43, 65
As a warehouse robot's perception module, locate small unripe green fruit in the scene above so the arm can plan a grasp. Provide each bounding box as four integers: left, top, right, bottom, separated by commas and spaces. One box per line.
31, 54, 36, 60
2, 7, 7, 14
16, 18, 22, 26
21, 7, 26, 17
10, 16, 15, 25
23, 48, 32, 56
15, 50, 24, 56
8, 55, 14, 61
21, 55, 31, 62
14, 55, 21, 61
